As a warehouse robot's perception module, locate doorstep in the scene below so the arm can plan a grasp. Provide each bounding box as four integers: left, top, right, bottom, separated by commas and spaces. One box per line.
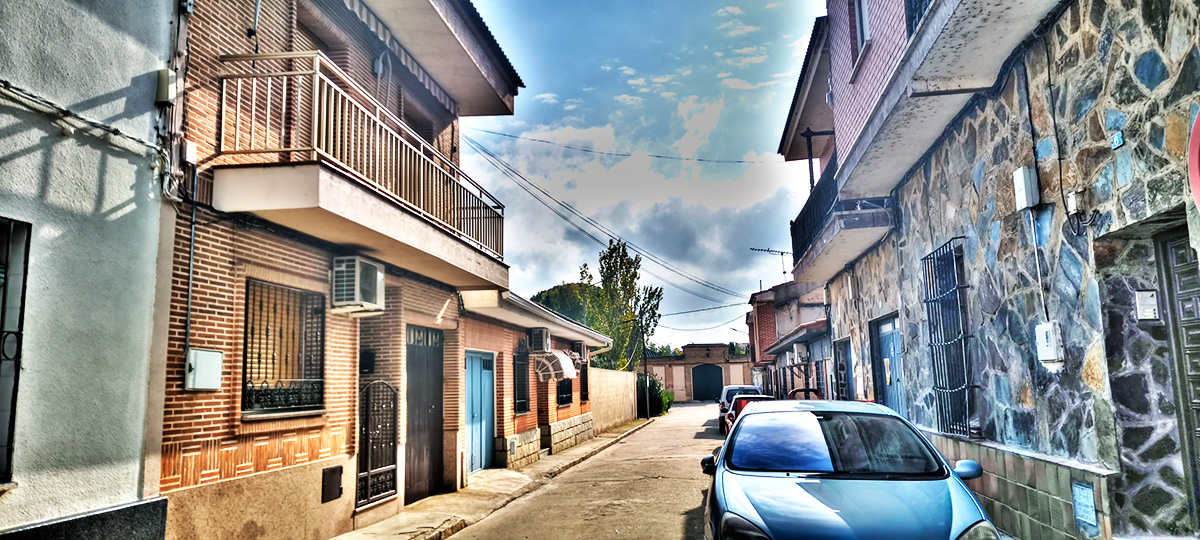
329, 418, 653, 540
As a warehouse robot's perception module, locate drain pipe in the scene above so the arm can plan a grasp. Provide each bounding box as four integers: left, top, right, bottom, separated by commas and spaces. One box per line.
184, 164, 198, 354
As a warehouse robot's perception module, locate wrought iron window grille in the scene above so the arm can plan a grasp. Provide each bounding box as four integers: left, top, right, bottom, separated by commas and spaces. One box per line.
921, 237, 976, 438
242, 280, 326, 413
556, 378, 573, 407
0, 217, 30, 484
514, 341, 530, 414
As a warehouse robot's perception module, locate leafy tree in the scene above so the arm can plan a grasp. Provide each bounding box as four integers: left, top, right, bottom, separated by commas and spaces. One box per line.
727, 342, 748, 356
647, 342, 678, 357
576, 240, 664, 371
531, 282, 598, 325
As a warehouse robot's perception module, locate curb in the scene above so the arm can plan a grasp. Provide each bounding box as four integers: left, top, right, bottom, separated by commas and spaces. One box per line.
415, 517, 468, 540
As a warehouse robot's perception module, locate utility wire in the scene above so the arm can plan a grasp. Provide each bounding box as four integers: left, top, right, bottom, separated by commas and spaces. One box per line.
659, 302, 746, 317
658, 314, 747, 332
465, 136, 747, 303
466, 127, 772, 164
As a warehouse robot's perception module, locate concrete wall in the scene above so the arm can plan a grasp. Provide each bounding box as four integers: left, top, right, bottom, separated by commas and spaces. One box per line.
0, 0, 172, 532
588, 367, 636, 433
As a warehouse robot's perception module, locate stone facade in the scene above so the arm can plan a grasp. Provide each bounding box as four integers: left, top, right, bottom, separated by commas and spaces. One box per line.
817, 0, 1200, 537
542, 413, 594, 455
497, 427, 542, 470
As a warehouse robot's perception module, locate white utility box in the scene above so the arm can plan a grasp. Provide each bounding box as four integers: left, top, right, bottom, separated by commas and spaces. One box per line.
1035, 321, 1063, 362
1013, 165, 1039, 210
185, 348, 224, 391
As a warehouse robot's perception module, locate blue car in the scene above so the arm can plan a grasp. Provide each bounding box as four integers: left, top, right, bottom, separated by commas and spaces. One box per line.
701, 400, 998, 540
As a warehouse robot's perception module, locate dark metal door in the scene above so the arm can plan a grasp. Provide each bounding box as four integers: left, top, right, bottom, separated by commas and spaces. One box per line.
357, 380, 398, 507
1158, 233, 1200, 526
692, 364, 723, 401
405, 325, 443, 504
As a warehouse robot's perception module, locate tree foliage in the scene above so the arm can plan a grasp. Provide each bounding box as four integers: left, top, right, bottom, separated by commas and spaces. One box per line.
530, 282, 597, 325
576, 240, 664, 371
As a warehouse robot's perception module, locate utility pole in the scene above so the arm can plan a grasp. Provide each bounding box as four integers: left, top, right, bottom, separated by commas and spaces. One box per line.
641, 321, 650, 420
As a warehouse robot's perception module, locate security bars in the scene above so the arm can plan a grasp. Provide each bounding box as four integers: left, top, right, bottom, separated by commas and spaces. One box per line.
242, 280, 326, 413
921, 238, 972, 437
557, 378, 573, 406
357, 380, 398, 507
0, 217, 29, 484
514, 346, 530, 414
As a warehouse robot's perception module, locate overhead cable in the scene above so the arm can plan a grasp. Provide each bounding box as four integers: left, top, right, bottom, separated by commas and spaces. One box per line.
658, 314, 748, 332
466, 127, 773, 164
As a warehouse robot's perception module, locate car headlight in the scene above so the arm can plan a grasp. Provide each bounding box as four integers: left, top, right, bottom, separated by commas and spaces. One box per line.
720, 513, 770, 540
956, 520, 999, 540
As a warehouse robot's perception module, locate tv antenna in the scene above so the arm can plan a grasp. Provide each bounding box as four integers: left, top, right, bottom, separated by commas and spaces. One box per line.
750, 248, 792, 277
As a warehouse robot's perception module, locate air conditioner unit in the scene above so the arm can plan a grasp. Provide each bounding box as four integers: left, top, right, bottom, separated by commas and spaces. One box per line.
331, 256, 385, 313
529, 328, 551, 353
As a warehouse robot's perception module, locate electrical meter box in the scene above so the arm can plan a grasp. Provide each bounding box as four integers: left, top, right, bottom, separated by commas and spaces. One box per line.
1035, 322, 1063, 362
1013, 165, 1039, 210
185, 348, 224, 391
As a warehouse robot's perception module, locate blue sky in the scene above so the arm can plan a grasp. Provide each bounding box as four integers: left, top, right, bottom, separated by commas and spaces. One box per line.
463, 1, 825, 347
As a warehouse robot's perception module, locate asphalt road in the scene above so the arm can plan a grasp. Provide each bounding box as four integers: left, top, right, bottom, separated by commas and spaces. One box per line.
453, 402, 724, 540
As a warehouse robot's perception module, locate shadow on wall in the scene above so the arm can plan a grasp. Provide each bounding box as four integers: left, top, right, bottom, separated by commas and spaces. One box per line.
0, 93, 164, 472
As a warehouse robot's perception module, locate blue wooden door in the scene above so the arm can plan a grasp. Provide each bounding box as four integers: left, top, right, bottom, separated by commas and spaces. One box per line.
466, 352, 494, 472
872, 317, 905, 416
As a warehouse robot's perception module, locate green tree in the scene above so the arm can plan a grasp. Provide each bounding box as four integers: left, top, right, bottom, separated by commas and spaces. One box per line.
531, 282, 598, 325
576, 240, 664, 371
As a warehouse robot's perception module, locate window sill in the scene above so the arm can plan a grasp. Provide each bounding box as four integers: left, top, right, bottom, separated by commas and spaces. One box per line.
848, 40, 873, 84
557, 404, 572, 409
237, 410, 327, 435
0, 482, 16, 495
514, 411, 531, 417
241, 409, 326, 421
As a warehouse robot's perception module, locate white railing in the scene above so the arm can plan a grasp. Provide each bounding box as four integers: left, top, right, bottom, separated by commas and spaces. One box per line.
218, 51, 504, 259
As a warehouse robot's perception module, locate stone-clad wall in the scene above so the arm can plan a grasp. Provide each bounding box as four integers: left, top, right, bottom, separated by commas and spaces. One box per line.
542, 413, 594, 455
828, 0, 1200, 536
496, 427, 541, 470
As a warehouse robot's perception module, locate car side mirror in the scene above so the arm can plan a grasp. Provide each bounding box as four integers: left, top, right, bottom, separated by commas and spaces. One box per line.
701, 455, 717, 476
953, 460, 982, 480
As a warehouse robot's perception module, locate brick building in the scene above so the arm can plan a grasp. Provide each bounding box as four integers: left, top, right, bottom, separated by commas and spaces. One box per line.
149, 1, 524, 539
461, 291, 610, 467
646, 344, 752, 402
783, 1, 1200, 538
746, 281, 832, 399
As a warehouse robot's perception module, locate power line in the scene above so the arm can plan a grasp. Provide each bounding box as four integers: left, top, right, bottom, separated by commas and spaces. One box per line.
658, 314, 747, 332
465, 136, 747, 303
466, 135, 745, 299
466, 127, 773, 164
659, 302, 746, 317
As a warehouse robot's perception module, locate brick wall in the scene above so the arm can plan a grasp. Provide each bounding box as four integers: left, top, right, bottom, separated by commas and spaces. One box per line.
751, 301, 776, 363
826, 0, 909, 156
461, 314, 542, 439
159, 208, 357, 492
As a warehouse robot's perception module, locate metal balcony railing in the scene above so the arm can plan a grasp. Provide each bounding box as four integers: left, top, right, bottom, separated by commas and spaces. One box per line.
218, 51, 504, 259
790, 155, 839, 266
906, 0, 933, 35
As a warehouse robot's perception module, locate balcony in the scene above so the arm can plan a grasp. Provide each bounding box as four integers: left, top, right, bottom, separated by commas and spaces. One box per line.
837, 0, 1060, 198
790, 157, 892, 283
212, 51, 507, 290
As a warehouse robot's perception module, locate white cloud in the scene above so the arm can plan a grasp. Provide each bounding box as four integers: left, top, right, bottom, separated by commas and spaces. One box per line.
721, 78, 782, 90
717, 72, 732, 78
628, 77, 646, 86
773, 71, 798, 78
765, 2, 778, 7
652, 76, 672, 83
714, 6, 743, 16
719, 20, 760, 36
732, 46, 760, 55
534, 93, 559, 104
600, 64, 612, 71
638, 87, 651, 93
732, 55, 767, 66
619, 66, 637, 76
563, 98, 584, 111
679, 69, 693, 76
790, 35, 811, 57
660, 91, 677, 98
614, 94, 645, 106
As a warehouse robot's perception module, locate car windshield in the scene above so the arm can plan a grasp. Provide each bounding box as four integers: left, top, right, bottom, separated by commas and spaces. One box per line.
726, 411, 944, 477
725, 388, 758, 402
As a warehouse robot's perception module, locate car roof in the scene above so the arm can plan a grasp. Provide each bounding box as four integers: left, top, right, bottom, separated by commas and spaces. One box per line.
730, 394, 773, 401
722, 385, 760, 391
741, 400, 897, 416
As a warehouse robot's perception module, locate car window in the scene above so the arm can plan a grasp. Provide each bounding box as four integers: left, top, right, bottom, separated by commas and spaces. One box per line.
724, 388, 758, 402
726, 411, 944, 477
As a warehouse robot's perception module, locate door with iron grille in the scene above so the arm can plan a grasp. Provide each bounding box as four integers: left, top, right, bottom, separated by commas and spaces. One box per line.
405, 325, 444, 504
832, 339, 852, 400
1158, 232, 1200, 527
357, 380, 398, 507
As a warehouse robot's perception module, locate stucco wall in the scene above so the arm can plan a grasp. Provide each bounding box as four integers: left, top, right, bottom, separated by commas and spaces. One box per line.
0, 0, 171, 531
588, 367, 637, 433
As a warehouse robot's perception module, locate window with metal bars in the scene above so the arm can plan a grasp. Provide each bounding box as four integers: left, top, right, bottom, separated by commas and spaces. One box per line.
0, 217, 30, 484
921, 238, 972, 437
815, 358, 827, 398
242, 280, 326, 413
513, 349, 530, 414
556, 378, 573, 407
580, 361, 589, 403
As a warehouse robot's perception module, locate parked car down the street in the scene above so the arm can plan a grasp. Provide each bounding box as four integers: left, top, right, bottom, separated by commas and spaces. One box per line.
717, 385, 763, 427
701, 400, 997, 540
722, 394, 775, 436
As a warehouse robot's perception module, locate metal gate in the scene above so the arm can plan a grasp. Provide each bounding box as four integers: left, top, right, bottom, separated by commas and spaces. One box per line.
357, 380, 398, 507
692, 363, 723, 401
405, 325, 444, 504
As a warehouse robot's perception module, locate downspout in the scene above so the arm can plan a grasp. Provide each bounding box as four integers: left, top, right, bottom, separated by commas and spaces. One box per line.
184, 165, 198, 354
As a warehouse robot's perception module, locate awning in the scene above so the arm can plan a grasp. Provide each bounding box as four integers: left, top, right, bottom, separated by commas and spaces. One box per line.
534, 349, 578, 382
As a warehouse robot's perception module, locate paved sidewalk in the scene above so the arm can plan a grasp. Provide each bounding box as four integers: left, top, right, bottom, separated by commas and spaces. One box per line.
331, 419, 653, 540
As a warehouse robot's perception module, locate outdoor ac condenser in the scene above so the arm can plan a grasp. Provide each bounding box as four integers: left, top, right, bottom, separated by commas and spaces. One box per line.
529, 328, 552, 353
331, 256, 385, 313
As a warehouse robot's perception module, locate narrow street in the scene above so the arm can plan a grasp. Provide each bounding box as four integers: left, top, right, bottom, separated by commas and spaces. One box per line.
453, 403, 722, 540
